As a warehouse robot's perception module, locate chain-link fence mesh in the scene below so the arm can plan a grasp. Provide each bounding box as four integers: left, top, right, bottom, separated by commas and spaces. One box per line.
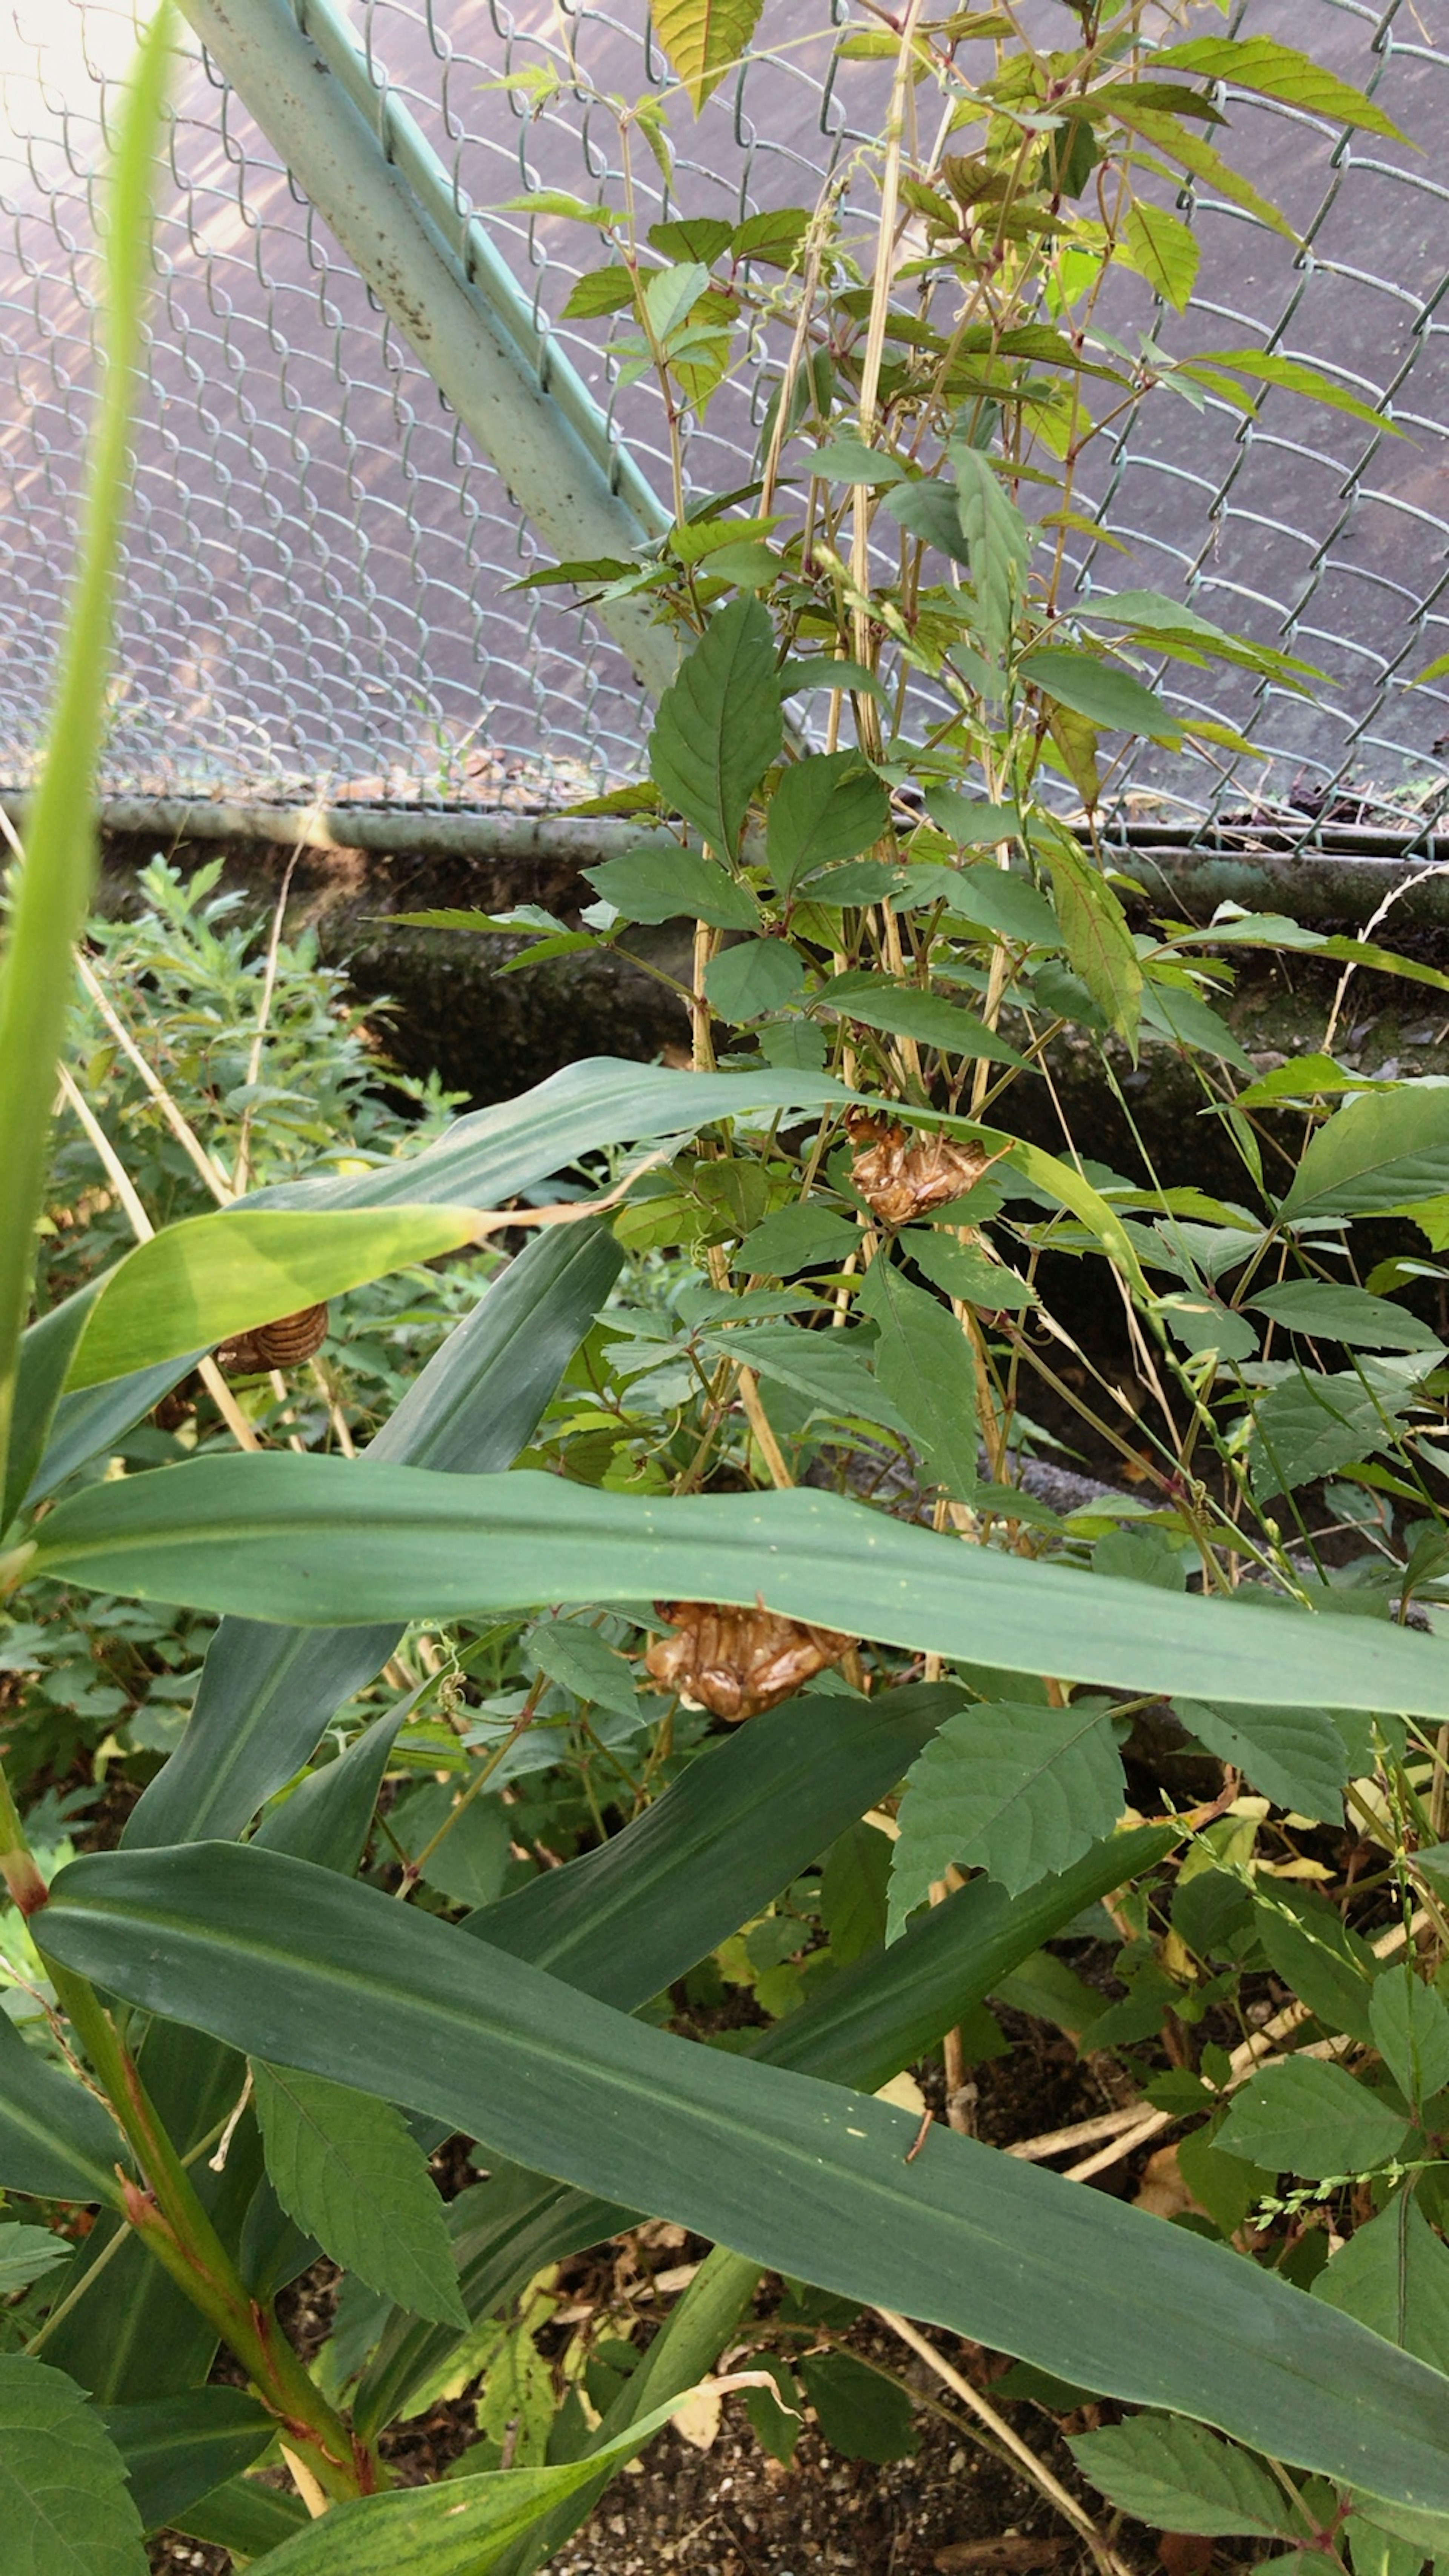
1, 0, 1446, 829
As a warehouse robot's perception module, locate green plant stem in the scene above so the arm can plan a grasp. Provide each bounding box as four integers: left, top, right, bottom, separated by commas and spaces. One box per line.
39, 1952, 373, 2503
0, 4, 172, 1497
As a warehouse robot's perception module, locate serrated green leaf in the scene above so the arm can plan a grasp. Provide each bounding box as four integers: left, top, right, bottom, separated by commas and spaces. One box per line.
705, 937, 807, 1021
1370, 1975, 1449, 2113
527, 1616, 640, 1719
695, 1322, 909, 1438
0, 2224, 71, 2298
1282, 1086, 1449, 1223
1030, 817, 1142, 1046
583, 847, 758, 930
560, 264, 637, 320
1254, 1884, 1378, 2047
889, 1698, 1124, 1926
1249, 1283, 1443, 1354
1315, 2196, 1449, 2374
1186, 347, 1400, 432
808, 436, 905, 485
1019, 646, 1178, 741
252, 2063, 467, 2327
1173, 1698, 1348, 1824
1123, 198, 1200, 310
0, 2356, 147, 2576
766, 751, 890, 894
653, 0, 766, 110
1250, 1369, 1409, 1501
798, 2351, 916, 2462
857, 1259, 978, 1504
647, 595, 781, 857
1216, 2058, 1414, 2180
815, 971, 1023, 1064
1150, 37, 1407, 142
734, 1204, 861, 1276
1070, 2413, 1292, 2538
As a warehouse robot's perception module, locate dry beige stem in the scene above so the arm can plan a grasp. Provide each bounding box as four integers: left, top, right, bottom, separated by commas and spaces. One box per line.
847, 1111, 1006, 1230
645, 1601, 853, 1721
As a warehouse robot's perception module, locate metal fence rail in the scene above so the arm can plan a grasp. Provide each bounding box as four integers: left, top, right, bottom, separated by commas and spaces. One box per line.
1, 0, 1446, 834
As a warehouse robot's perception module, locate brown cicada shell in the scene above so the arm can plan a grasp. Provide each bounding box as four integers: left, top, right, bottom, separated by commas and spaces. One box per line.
217, 1301, 329, 1375
847, 1111, 1006, 1230
645, 1601, 853, 1723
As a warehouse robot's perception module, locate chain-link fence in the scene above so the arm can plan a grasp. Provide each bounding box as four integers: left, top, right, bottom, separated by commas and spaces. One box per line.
1, 0, 1446, 831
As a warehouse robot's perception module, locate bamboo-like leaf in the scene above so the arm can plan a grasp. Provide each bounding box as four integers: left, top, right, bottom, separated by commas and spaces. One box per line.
100, 2389, 274, 2537
0, 2007, 125, 2205
27, 1455, 1449, 1716
37, 1842, 1449, 2510
653, 0, 767, 112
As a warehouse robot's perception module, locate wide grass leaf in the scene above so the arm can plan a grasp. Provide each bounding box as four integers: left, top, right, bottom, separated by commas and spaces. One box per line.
0, 2356, 147, 2576
39, 1843, 1449, 2510
1070, 2415, 1291, 2538
0, 2009, 125, 2204
30, 1456, 1449, 1719
888, 1698, 1124, 1927
99, 2389, 274, 2536
251, 2062, 467, 2327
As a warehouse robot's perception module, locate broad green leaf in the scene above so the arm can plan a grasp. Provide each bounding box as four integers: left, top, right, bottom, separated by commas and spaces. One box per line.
582, 847, 758, 929
1370, 1975, 1449, 2113
560, 264, 636, 320
1251, 1369, 1409, 1500
734, 1204, 861, 1275
41, 1842, 1449, 2511
696, 1321, 909, 1436
909, 1231, 1035, 1312
0, 2, 171, 1514
527, 1616, 639, 1719
857, 1259, 978, 1503
4, 1286, 102, 1529
648, 597, 781, 857
252, 2062, 468, 2327
100, 2388, 274, 2536
0, 2007, 125, 2204
1174, 1698, 1348, 1824
766, 751, 891, 893
705, 937, 807, 1021
949, 441, 1032, 660
1250, 1283, 1443, 1355
1019, 646, 1178, 741
1123, 198, 1200, 309
889, 1697, 1124, 1925
920, 791, 1023, 850
815, 970, 1023, 1064
946, 862, 1061, 949
65, 1207, 474, 1391
653, 0, 765, 109
1282, 1087, 1449, 1223
1151, 37, 1407, 142
0, 2223, 71, 2297
808, 434, 906, 485
1216, 2058, 1414, 2180
0, 2358, 147, 2576
642, 258, 709, 346
125, 1222, 621, 1848
798, 2350, 915, 2462
1031, 818, 1142, 1045
32, 1454, 1449, 1718
1316, 2196, 1449, 2375
1070, 2413, 1291, 2538
391, 1781, 511, 1908
19, 1351, 197, 1516
1141, 979, 1254, 1074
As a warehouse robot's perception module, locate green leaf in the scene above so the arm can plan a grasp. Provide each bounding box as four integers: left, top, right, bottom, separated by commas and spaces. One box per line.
653, 0, 765, 110
705, 938, 807, 1021
949, 442, 1032, 660
100, 2388, 274, 2536
560, 264, 636, 320
1250, 1283, 1443, 1355
857, 1260, 978, 1503
33, 1454, 1449, 1720
1185, 349, 1398, 434
642, 258, 710, 346
1141, 979, 1254, 1074
1123, 199, 1200, 310
1019, 647, 1179, 742
1282, 1087, 1449, 1223
0, 2007, 125, 2204
252, 2062, 467, 2327
766, 751, 891, 893
253, 1705, 407, 1878
5, 1287, 102, 1530
945, 862, 1061, 949
1315, 2196, 1449, 2375
1370, 1975, 1449, 2113
889, 1698, 1124, 1925
907, 1231, 1035, 1312
527, 1616, 639, 1719
808, 435, 906, 485
647, 596, 781, 856
0, 2223, 71, 2297
582, 848, 758, 930
43, 1844, 1449, 2513
1250, 1369, 1408, 1501
696, 1321, 909, 1438
815, 971, 1023, 1064
170, 2477, 309, 2557
1216, 2059, 1414, 2180
392, 1782, 511, 1909
0, 2356, 147, 2575
734, 1204, 861, 1275
1254, 1884, 1378, 2048
1150, 37, 1408, 142
1174, 1697, 1347, 1823
797, 2351, 916, 2462
1070, 2413, 1292, 2538
920, 790, 1023, 849
65, 1207, 472, 1392
125, 1222, 621, 1849
1031, 817, 1142, 1046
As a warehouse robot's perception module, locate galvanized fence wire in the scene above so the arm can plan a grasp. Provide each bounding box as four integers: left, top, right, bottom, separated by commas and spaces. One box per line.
0, 0, 1447, 846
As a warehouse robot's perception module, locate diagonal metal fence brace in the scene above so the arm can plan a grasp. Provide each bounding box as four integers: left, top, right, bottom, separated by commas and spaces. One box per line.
172, 0, 678, 701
